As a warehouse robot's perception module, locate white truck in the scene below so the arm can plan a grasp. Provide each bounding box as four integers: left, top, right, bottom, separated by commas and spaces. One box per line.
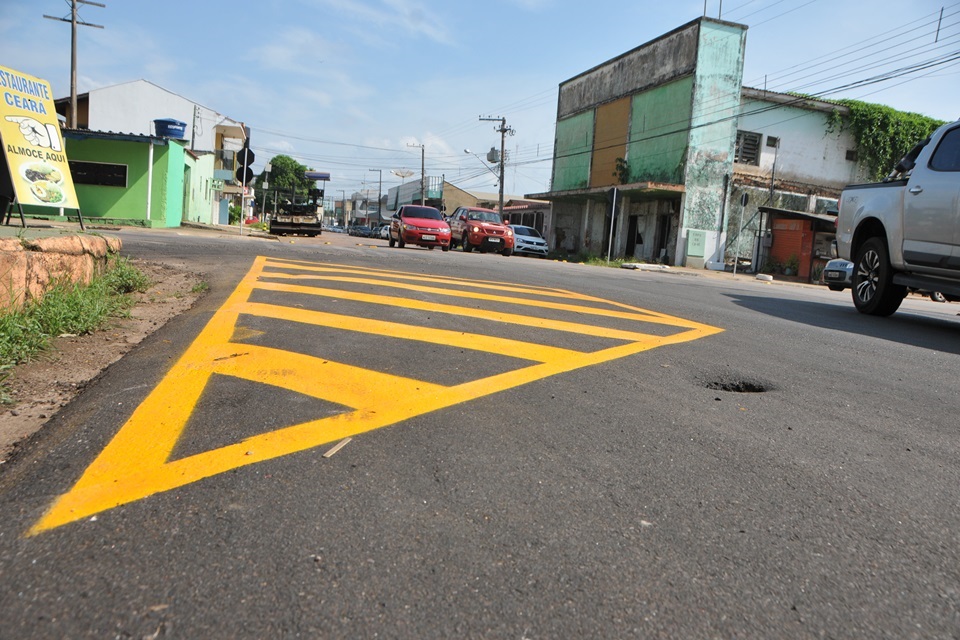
836, 119, 960, 316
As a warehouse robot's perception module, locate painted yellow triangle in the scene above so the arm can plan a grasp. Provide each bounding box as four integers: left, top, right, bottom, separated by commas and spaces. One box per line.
29, 257, 722, 535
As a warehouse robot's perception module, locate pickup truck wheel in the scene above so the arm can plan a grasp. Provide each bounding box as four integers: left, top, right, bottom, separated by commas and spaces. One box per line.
852, 237, 906, 316
398, 237, 405, 248
389, 236, 396, 247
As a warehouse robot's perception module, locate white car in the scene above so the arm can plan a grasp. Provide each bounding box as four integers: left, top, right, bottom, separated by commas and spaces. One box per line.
509, 225, 548, 258
822, 258, 853, 291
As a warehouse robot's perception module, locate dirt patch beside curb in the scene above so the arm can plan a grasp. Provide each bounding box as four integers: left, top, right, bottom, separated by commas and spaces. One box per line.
0, 259, 203, 463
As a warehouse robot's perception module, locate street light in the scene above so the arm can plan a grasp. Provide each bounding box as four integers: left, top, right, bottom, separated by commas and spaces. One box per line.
464, 149, 500, 180
368, 168, 382, 225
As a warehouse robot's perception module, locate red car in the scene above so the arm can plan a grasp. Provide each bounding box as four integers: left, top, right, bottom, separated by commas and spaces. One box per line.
447, 206, 514, 256
389, 205, 451, 251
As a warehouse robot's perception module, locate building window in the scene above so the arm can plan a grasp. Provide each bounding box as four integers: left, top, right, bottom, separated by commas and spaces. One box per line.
766, 135, 780, 148
68, 160, 128, 187
845, 149, 858, 162
735, 130, 762, 165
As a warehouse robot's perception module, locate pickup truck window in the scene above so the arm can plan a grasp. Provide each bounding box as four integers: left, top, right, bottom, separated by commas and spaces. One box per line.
929, 127, 960, 171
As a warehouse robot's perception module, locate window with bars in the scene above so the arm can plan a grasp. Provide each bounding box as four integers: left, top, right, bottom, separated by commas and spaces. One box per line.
735, 130, 762, 165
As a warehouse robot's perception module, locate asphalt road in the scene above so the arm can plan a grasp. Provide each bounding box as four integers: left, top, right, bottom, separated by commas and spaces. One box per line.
1, 226, 959, 639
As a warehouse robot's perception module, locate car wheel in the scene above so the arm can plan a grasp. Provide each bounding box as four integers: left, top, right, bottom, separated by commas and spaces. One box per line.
462, 241, 473, 253
427, 245, 434, 250
501, 248, 513, 257
441, 244, 450, 252
930, 291, 947, 303
852, 236, 906, 316
389, 236, 395, 247
398, 237, 405, 248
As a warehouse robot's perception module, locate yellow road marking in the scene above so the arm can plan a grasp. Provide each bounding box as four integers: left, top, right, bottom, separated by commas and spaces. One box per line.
254, 281, 672, 341
29, 257, 722, 535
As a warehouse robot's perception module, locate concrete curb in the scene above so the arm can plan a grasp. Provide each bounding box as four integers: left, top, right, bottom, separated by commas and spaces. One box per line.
0, 234, 122, 312
179, 220, 276, 240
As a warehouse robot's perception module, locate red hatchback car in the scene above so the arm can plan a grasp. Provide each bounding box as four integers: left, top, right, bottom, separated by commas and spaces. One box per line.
389, 205, 451, 251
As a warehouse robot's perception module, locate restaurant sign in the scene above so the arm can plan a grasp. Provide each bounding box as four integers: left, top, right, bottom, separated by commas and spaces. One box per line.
0, 65, 79, 209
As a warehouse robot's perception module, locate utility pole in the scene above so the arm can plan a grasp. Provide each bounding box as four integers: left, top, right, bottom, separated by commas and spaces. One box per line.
407, 143, 425, 205
369, 168, 382, 226
261, 163, 271, 219
44, 0, 105, 129
479, 116, 515, 219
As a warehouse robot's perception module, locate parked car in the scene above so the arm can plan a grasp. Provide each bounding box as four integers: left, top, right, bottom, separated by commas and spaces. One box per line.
389, 205, 451, 250
509, 224, 549, 258
822, 258, 853, 291
348, 225, 372, 237
377, 224, 390, 239
447, 206, 514, 256
823, 258, 945, 302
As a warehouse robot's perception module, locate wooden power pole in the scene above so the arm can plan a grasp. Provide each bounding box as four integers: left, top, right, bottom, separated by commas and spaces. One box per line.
44, 0, 105, 129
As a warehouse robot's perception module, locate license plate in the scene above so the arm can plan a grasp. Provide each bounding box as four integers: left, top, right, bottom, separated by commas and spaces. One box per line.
826, 271, 841, 278
488, 237, 501, 243
422, 234, 436, 241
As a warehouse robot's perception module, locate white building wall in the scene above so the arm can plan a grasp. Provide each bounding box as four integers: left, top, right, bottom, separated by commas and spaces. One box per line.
736, 98, 867, 189
85, 80, 241, 153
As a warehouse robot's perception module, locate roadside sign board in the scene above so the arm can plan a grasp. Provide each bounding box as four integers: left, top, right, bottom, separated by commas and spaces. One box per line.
0, 65, 79, 209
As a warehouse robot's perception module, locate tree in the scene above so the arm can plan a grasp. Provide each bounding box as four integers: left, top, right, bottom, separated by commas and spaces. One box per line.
254, 155, 314, 203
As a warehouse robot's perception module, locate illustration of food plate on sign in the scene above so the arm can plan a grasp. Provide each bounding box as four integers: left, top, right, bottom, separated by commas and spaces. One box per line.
20, 162, 66, 204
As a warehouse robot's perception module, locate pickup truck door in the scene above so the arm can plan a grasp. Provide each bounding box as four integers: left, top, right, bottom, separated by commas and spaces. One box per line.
902, 123, 960, 271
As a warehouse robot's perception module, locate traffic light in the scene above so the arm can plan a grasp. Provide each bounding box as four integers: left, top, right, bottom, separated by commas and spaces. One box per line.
235, 146, 255, 185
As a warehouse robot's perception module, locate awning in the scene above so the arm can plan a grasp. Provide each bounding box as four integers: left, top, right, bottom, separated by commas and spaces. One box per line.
758, 206, 837, 225
528, 180, 684, 204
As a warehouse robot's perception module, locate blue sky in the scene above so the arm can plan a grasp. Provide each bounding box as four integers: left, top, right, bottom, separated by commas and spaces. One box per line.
3, 0, 959, 198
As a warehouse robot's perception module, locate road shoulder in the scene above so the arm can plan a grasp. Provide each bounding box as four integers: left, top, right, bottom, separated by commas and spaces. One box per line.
0, 259, 203, 463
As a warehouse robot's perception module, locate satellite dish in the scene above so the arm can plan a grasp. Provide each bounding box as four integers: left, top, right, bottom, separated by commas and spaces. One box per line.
391, 168, 415, 183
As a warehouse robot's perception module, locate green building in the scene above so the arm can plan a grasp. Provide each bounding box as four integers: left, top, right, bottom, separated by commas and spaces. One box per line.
531, 17, 748, 267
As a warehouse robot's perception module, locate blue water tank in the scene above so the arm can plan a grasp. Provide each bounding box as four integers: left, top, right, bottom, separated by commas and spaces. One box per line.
154, 118, 187, 139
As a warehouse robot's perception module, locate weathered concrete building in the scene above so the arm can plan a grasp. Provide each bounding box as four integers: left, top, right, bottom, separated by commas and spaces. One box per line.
530, 17, 865, 271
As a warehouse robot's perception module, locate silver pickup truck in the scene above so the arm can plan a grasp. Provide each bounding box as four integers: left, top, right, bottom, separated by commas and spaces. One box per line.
837, 119, 960, 316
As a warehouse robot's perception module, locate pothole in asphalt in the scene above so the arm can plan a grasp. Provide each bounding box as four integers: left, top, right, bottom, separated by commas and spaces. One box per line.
705, 379, 769, 393
695, 367, 776, 395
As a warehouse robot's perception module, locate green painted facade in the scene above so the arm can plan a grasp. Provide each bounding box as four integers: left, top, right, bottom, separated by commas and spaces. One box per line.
182, 153, 217, 225
19, 136, 186, 228
682, 21, 745, 232
627, 75, 694, 184
552, 111, 594, 191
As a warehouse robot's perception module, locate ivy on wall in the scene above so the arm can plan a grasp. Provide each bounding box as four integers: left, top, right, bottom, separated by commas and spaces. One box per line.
826, 99, 945, 181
